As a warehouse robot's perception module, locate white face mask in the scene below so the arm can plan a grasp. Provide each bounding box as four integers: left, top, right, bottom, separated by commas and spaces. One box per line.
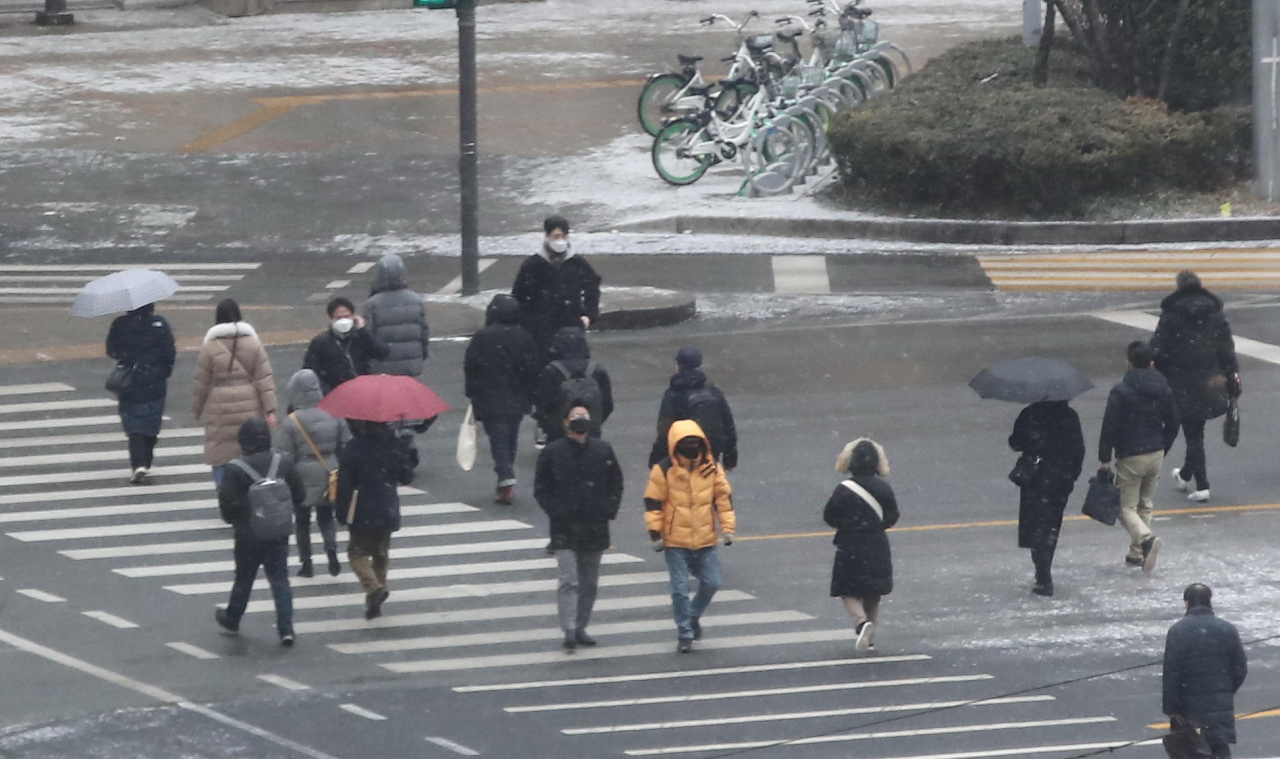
331, 317, 355, 335
547, 238, 569, 255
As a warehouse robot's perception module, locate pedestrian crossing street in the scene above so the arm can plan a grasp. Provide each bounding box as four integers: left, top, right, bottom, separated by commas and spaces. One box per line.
0, 262, 259, 304
0, 381, 1143, 758
979, 248, 1280, 291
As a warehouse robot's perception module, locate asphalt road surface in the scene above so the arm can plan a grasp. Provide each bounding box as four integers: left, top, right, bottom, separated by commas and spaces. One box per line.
2, 280, 1279, 759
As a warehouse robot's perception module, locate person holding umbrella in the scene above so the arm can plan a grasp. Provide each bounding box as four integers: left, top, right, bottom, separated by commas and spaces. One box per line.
320, 375, 444, 620
971, 357, 1091, 596
74, 269, 179, 485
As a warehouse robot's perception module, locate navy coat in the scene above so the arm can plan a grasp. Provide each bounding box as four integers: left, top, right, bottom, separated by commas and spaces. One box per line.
105, 304, 176, 436
1163, 606, 1248, 745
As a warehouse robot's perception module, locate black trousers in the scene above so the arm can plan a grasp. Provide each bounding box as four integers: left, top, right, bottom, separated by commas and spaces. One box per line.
127, 433, 157, 470
1180, 418, 1209, 491
295, 501, 337, 564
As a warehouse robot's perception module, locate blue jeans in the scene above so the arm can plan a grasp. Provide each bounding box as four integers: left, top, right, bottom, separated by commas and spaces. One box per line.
483, 415, 521, 487
211, 465, 227, 491
224, 534, 293, 637
665, 546, 721, 640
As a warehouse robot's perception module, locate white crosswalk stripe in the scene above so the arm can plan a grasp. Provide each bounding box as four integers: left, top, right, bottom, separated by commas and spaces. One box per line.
0, 381, 1133, 759
0, 262, 259, 304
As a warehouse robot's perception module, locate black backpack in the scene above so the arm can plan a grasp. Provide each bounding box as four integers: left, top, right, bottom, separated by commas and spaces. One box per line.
684, 386, 723, 454
553, 360, 604, 434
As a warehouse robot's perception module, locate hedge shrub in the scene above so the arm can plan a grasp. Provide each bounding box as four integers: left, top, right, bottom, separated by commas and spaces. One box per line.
829, 38, 1252, 217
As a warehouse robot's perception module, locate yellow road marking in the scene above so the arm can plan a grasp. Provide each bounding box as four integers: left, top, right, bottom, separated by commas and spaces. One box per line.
177, 78, 646, 155
734, 502, 1280, 543
1150, 709, 1280, 729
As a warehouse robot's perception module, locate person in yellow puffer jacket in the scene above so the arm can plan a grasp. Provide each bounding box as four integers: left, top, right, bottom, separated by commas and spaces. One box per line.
644, 419, 735, 653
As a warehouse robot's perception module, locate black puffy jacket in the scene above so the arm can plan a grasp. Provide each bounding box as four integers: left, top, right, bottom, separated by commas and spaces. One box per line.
335, 429, 418, 532
1163, 606, 1248, 745
105, 304, 176, 404
302, 327, 390, 395
1098, 368, 1179, 462
649, 368, 738, 468
535, 328, 613, 439
512, 249, 601, 354
1151, 287, 1239, 421
534, 435, 623, 552
464, 295, 541, 421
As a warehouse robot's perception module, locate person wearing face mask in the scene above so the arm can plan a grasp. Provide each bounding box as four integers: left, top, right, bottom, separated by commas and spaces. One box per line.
512, 215, 602, 366
534, 405, 624, 653
302, 297, 391, 395
644, 420, 735, 654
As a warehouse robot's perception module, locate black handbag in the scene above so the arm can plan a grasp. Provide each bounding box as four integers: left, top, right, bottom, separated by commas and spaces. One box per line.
1008, 453, 1041, 489
1162, 715, 1212, 759
1082, 468, 1121, 526
1223, 398, 1240, 448
105, 361, 136, 397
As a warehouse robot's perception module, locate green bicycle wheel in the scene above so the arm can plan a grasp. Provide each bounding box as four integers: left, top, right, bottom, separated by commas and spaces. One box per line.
652, 119, 713, 186
637, 73, 689, 137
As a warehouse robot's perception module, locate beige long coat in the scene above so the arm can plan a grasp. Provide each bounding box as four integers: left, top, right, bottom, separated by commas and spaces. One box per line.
191, 322, 278, 465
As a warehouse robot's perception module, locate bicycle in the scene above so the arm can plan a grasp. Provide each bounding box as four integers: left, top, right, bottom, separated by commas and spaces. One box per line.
636, 11, 764, 136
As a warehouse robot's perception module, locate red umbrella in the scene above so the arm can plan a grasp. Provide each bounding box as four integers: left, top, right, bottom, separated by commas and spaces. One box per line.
317, 375, 451, 422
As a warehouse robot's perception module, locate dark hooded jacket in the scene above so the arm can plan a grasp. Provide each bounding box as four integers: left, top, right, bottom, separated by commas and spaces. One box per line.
1099, 368, 1180, 463
648, 368, 738, 468
302, 322, 390, 395
1009, 401, 1085, 551
535, 327, 613, 440
219, 418, 306, 538
336, 423, 419, 532
106, 304, 176, 436
1151, 287, 1239, 421
511, 246, 601, 356
824, 454, 899, 598
274, 370, 350, 508
464, 295, 541, 421
534, 434, 624, 552
1163, 605, 1248, 746
362, 255, 429, 377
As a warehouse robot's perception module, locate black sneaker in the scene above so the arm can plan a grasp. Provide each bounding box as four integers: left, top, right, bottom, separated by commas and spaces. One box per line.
1141, 536, 1163, 574
214, 608, 239, 635
327, 549, 341, 577
563, 631, 577, 653
574, 629, 597, 646
690, 617, 703, 641
1124, 555, 1144, 567
296, 561, 314, 578
280, 633, 295, 647
677, 638, 693, 654
364, 589, 389, 621
1032, 582, 1054, 597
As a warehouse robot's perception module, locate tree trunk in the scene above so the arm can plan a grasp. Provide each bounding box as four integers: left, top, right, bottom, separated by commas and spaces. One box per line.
1034, 0, 1057, 87
1079, 0, 1118, 89
1157, 0, 1193, 102
1051, 0, 1089, 49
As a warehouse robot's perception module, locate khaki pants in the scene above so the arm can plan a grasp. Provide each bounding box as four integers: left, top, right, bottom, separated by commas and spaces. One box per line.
1115, 450, 1162, 558
348, 526, 391, 597
842, 595, 881, 630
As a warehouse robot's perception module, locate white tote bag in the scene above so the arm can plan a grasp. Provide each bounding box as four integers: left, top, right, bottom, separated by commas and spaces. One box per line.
456, 404, 478, 472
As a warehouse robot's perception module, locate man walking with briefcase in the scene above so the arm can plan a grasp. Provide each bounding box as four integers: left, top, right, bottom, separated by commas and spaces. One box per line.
1163, 583, 1247, 759
1098, 341, 1179, 574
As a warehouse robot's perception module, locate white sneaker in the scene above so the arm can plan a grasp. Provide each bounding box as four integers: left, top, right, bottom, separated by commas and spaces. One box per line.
129, 467, 147, 485
1188, 489, 1210, 503
1171, 468, 1190, 492
855, 621, 875, 653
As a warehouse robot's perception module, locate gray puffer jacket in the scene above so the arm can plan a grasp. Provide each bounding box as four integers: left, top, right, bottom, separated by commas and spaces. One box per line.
363, 255, 429, 377
274, 369, 350, 508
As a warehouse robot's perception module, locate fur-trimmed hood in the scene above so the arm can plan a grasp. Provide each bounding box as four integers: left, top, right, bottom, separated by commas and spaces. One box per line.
835, 438, 889, 477
203, 321, 258, 343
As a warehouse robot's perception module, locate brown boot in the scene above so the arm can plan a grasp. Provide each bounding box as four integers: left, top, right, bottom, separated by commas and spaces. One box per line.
494, 486, 515, 506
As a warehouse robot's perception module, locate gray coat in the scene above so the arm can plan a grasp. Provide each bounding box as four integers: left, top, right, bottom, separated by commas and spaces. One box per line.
274, 369, 350, 508
362, 255, 429, 377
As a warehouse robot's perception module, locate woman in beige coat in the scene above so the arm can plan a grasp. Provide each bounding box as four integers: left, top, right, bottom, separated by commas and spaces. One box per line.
191, 299, 278, 489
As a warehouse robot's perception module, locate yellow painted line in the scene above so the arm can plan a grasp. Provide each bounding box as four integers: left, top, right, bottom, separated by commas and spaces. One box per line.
982, 261, 1280, 270
993, 284, 1280, 292
735, 503, 1280, 543
0, 329, 317, 366
1150, 709, 1280, 729
177, 103, 301, 155
177, 78, 646, 154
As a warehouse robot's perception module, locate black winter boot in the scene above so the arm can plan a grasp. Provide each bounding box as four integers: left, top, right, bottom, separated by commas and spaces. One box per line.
327, 549, 341, 577
1031, 549, 1054, 596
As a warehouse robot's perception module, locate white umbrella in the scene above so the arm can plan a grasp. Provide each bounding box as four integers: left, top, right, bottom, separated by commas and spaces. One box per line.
71, 269, 180, 318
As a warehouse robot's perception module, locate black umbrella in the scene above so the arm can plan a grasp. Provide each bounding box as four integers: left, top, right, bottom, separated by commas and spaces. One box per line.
969, 357, 1094, 404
